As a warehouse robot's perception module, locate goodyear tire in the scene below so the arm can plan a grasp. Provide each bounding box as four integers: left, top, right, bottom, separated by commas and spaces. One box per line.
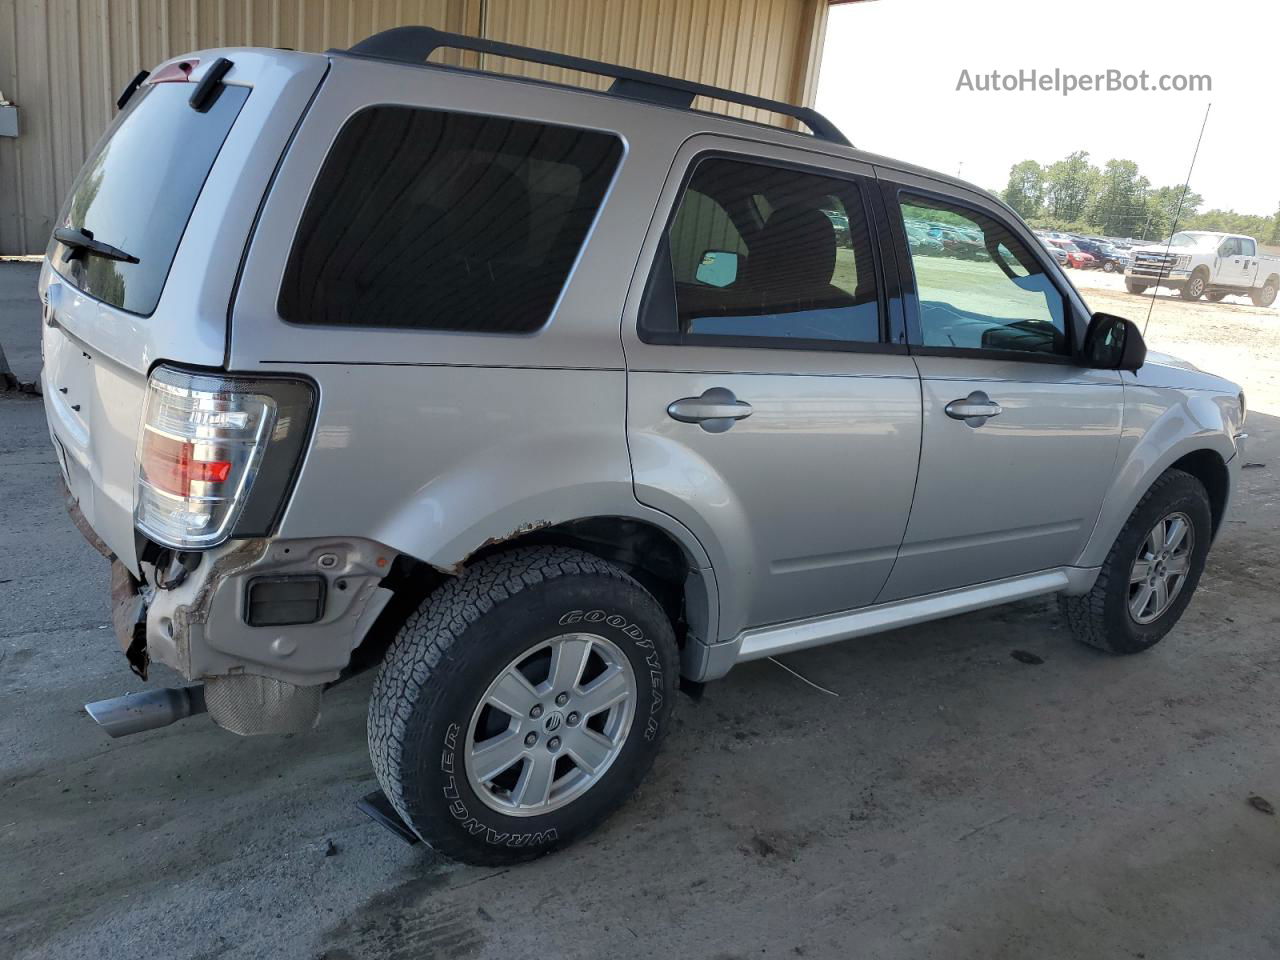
368, 546, 677, 865
1059, 469, 1211, 655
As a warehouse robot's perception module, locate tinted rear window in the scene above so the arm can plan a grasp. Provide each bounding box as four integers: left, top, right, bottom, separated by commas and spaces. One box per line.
49, 83, 249, 315
277, 106, 622, 333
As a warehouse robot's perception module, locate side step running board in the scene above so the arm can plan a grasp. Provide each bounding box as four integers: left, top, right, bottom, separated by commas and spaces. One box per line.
84, 684, 207, 738
730, 567, 1091, 668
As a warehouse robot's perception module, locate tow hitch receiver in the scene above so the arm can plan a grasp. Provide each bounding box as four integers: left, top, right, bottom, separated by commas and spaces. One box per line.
84, 684, 208, 738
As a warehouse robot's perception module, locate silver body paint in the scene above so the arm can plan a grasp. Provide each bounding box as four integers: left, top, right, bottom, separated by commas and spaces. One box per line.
41, 48, 1244, 693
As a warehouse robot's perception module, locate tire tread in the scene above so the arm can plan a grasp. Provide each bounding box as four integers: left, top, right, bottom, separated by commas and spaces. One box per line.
368, 546, 656, 858
1059, 468, 1207, 654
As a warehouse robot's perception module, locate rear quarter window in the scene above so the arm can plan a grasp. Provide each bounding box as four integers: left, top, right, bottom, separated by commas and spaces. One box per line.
49, 82, 250, 316
277, 106, 623, 333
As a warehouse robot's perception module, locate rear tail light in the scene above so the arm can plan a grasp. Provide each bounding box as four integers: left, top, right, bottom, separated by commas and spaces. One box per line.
135, 366, 314, 550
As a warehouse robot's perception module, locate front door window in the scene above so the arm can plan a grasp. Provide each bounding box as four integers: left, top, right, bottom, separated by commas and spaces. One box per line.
900, 195, 1068, 357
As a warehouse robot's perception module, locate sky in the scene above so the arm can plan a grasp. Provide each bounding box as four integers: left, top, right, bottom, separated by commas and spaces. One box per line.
816, 0, 1279, 216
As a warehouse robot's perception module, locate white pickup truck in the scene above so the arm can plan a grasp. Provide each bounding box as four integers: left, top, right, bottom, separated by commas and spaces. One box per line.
1125, 231, 1279, 307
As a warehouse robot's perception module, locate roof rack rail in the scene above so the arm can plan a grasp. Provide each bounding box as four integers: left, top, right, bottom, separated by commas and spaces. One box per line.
333, 26, 850, 146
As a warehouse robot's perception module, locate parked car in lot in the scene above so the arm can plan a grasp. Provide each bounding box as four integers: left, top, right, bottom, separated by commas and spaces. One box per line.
1047, 238, 1097, 269
930, 223, 988, 260
1039, 237, 1070, 267
1073, 238, 1129, 273
1126, 231, 1279, 306
906, 220, 945, 254
43, 28, 1246, 866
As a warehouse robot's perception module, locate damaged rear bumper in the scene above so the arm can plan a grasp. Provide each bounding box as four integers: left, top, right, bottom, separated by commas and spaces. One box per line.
66, 489, 397, 734
141, 537, 395, 687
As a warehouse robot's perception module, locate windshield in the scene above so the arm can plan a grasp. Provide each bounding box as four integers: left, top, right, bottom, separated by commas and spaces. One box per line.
48, 82, 249, 315
1167, 232, 1217, 249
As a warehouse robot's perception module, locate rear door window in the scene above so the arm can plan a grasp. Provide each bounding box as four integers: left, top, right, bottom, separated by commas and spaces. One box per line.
641, 156, 882, 348
49, 83, 250, 315
277, 106, 623, 333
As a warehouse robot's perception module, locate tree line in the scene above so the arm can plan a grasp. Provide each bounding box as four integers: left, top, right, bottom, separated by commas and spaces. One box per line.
1000, 151, 1280, 245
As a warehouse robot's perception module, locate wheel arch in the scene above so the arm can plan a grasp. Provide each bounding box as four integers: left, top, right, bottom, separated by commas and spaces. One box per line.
462, 514, 719, 655
1167, 448, 1230, 538
1075, 442, 1233, 570
1076, 383, 1238, 569
358, 509, 720, 682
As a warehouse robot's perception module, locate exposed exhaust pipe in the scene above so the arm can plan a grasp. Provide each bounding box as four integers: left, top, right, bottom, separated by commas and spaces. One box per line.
84, 684, 207, 738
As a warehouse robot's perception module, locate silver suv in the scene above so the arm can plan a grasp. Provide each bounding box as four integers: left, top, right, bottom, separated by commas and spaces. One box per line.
41, 28, 1246, 865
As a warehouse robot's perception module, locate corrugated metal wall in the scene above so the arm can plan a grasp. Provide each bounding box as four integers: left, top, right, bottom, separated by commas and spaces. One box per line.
0, 0, 828, 254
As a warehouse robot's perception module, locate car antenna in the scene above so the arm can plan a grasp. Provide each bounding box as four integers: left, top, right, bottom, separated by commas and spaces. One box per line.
1144, 102, 1211, 336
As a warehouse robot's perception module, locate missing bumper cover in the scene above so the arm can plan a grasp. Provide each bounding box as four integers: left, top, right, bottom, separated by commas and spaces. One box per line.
110, 560, 149, 679
244, 574, 326, 626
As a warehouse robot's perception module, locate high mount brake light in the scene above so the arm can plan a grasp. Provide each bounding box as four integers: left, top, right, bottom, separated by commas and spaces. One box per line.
134, 366, 314, 550
147, 60, 199, 84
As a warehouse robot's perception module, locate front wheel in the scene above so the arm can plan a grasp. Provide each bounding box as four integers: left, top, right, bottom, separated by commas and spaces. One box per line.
1059, 469, 1211, 655
1252, 278, 1278, 308
1181, 270, 1208, 300
368, 546, 678, 865
1125, 280, 1149, 295
1102, 260, 1117, 273
1206, 291, 1227, 303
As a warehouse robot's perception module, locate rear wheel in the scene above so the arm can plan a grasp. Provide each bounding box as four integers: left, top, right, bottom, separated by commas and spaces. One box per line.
1126, 280, 1149, 295
1181, 269, 1208, 300
1251, 277, 1278, 308
1059, 469, 1211, 655
368, 546, 678, 865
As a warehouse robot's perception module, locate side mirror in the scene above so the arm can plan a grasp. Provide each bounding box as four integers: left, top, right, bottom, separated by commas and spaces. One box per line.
695, 249, 739, 288
1083, 312, 1146, 372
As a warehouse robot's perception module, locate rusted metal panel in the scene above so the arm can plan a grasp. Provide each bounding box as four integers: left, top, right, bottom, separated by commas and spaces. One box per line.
0, 0, 825, 253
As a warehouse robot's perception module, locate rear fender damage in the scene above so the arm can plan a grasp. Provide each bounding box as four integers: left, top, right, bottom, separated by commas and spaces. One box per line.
143, 537, 396, 688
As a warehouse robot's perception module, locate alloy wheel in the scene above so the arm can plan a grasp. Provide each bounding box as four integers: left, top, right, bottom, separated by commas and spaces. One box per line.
1129, 512, 1194, 624
464, 633, 636, 817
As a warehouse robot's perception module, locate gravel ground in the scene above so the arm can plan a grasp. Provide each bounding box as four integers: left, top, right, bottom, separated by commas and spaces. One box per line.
1072, 267, 1280, 415
2, 260, 1279, 960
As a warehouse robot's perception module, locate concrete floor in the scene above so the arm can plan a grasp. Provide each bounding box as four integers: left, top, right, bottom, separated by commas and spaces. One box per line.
2, 260, 1279, 959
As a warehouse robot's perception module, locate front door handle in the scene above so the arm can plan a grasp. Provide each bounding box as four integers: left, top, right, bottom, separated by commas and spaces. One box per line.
945, 390, 1002, 427
667, 387, 753, 433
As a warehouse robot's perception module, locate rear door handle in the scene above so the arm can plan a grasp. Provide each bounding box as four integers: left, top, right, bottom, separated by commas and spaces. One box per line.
945, 390, 1002, 427
667, 387, 753, 433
